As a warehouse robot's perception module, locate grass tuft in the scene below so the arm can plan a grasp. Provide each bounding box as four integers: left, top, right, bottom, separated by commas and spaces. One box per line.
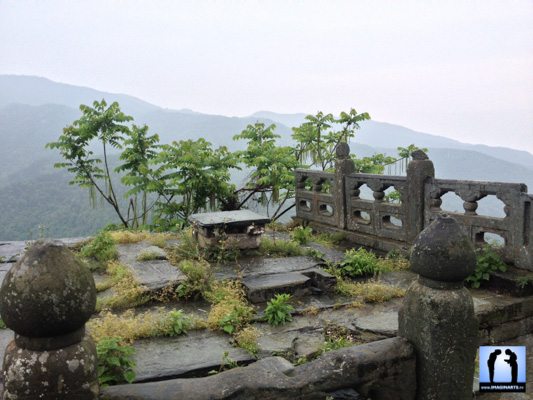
109, 230, 150, 244
336, 279, 405, 303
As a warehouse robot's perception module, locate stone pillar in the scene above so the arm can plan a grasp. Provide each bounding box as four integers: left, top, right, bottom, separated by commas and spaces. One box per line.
0, 241, 98, 400
334, 142, 355, 230
399, 215, 478, 400
405, 150, 434, 243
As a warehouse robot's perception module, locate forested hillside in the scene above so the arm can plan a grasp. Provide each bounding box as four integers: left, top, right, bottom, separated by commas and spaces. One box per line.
1, 75, 532, 240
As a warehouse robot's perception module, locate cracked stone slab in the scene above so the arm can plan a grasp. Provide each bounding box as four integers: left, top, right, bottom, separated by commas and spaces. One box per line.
215, 256, 321, 280
244, 272, 312, 303
354, 311, 398, 336
132, 330, 255, 382
117, 243, 185, 291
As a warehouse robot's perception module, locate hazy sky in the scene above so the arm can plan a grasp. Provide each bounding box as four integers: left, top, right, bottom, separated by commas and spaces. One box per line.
1, 0, 532, 152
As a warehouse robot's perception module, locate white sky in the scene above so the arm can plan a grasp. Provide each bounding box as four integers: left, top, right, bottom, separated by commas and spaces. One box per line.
1, 0, 532, 152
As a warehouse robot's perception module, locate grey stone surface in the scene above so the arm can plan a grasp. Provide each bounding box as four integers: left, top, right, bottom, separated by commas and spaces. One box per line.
188, 210, 270, 227
354, 311, 398, 336
295, 143, 533, 271
102, 337, 416, 400
410, 214, 476, 283
2, 335, 98, 400
117, 242, 185, 291
244, 272, 311, 303
399, 216, 478, 400
137, 245, 168, 260
0, 241, 96, 337
215, 256, 321, 280
0, 241, 26, 263
132, 329, 255, 382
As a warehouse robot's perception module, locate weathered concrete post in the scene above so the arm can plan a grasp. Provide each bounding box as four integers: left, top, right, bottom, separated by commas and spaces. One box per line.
334, 142, 355, 230
0, 241, 98, 399
405, 150, 435, 243
399, 214, 478, 400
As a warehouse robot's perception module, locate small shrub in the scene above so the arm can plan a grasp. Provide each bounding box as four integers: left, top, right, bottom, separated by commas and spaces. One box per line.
377, 251, 410, 272
178, 259, 213, 298
338, 248, 379, 278
516, 276, 532, 289
234, 326, 260, 356
291, 226, 313, 245
466, 245, 507, 288
0, 318, 6, 329
168, 228, 203, 264
80, 231, 118, 263
166, 309, 191, 335
206, 281, 255, 334
96, 337, 136, 386
259, 238, 304, 257
265, 293, 294, 326
321, 325, 359, 353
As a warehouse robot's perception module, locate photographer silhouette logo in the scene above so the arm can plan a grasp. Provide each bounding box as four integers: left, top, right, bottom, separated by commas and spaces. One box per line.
479, 346, 526, 392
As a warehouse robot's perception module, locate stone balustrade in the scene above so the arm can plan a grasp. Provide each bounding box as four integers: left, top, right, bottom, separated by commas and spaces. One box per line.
295, 143, 533, 271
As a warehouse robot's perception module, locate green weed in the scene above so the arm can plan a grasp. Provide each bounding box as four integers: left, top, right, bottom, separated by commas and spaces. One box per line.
265, 293, 294, 326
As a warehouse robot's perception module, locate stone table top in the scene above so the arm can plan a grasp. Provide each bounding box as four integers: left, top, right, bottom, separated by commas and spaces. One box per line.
188, 210, 270, 228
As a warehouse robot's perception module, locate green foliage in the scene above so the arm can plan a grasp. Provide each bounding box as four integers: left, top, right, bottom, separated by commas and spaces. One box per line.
293, 109, 370, 171
96, 337, 136, 386
291, 226, 313, 245
167, 309, 191, 335
177, 259, 213, 299
259, 237, 304, 257
338, 248, 379, 278
116, 124, 160, 228
46, 100, 135, 228
80, 230, 118, 264
0, 318, 6, 329
265, 293, 294, 326
466, 245, 507, 288
151, 138, 238, 229
233, 122, 300, 219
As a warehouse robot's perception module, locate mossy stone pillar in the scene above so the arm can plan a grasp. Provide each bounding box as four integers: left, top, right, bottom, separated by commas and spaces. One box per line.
406, 150, 434, 243
335, 142, 355, 229
0, 241, 98, 400
399, 215, 478, 400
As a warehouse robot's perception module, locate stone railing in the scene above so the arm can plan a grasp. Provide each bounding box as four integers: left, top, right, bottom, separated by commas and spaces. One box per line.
295, 143, 533, 271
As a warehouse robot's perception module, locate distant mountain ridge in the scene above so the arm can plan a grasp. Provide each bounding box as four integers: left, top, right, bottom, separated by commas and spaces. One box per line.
0, 74, 532, 240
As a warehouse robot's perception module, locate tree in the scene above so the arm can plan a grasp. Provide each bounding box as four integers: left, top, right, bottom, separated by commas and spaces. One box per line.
115, 124, 161, 227
46, 100, 134, 228
233, 122, 299, 220
292, 108, 370, 171
150, 138, 239, 230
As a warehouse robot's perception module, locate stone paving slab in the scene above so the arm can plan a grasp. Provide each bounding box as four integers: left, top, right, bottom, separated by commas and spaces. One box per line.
132, 330, 255, 382
117, 242, 186, 291
215, 256, 321, 280
244, 272, 312, 303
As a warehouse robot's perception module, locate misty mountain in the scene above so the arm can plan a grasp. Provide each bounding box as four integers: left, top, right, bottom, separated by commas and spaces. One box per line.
251, 111, 533, 169
0, 75, 532, 240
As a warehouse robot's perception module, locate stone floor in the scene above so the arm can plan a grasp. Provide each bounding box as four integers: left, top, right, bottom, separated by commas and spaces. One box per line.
0, 234, 532, 398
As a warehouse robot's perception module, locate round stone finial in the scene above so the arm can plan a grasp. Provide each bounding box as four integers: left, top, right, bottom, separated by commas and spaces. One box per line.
411, 149, 429, 160
410, 214, 476, 282
0, 240, 96, 337
336, 142, 350, 159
